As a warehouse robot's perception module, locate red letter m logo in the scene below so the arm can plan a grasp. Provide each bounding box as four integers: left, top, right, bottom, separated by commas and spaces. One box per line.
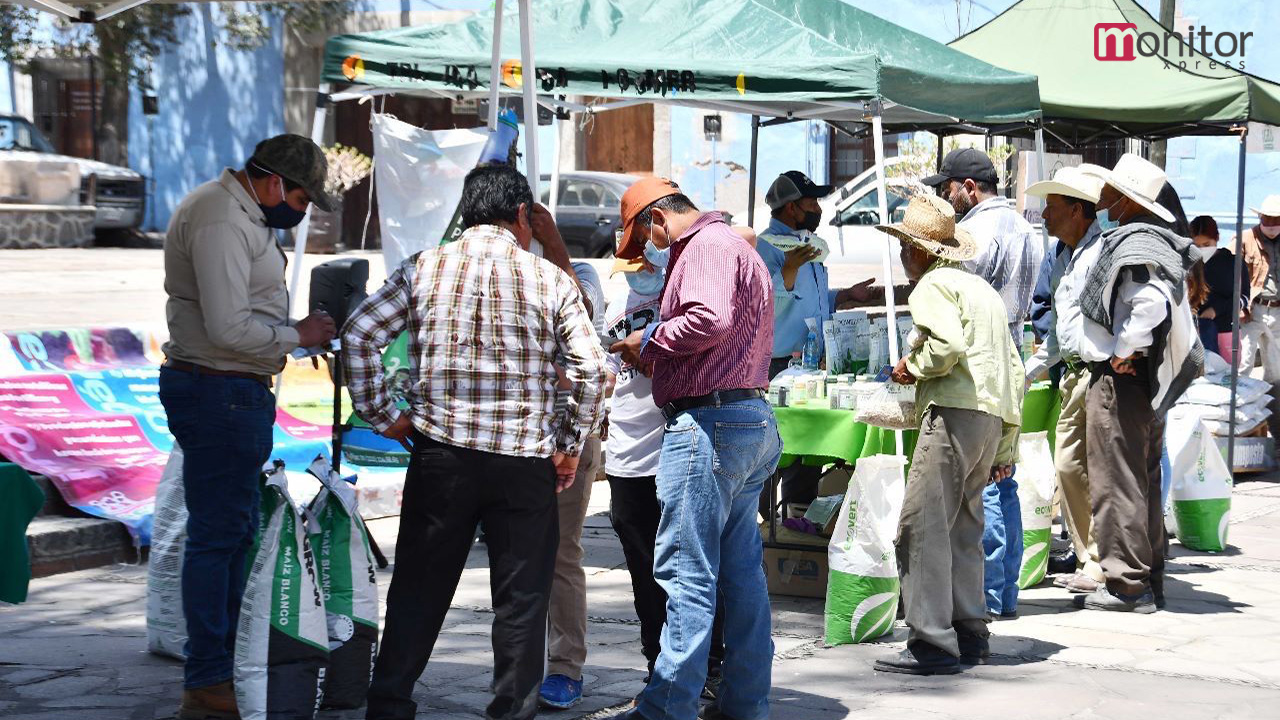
1095, 23, 1138, 61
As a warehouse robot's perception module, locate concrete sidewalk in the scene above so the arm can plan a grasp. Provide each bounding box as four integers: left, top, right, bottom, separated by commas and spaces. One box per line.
3, 475, 1280, 720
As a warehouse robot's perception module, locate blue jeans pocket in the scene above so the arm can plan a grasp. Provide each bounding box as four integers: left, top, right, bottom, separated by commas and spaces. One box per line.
228, 380, 272, 412
712, 420, 768, 482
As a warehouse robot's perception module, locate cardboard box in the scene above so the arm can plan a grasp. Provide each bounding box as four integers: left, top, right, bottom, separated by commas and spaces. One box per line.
763, 547, 828, 598
1214, 435, 1276, 473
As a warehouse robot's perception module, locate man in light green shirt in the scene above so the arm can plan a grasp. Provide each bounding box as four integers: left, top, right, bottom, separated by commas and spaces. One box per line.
872, 195, 1024, 677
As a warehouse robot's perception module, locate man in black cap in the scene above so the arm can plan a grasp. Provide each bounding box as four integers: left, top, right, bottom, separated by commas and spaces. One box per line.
159, 134, 338, 719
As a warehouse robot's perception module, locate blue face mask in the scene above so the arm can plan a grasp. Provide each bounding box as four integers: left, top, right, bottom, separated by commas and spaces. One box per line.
643, 238, 670, 268
625, 268, 665, 296
248, 164, 309, 229
1097, 199, 1120, 232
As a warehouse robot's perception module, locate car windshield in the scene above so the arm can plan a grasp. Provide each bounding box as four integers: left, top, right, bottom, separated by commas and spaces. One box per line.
0, 117, 56, 153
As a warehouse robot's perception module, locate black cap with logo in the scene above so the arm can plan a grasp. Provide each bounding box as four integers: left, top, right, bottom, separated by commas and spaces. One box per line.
921, 148, 998, 188
248, 134, 337, 212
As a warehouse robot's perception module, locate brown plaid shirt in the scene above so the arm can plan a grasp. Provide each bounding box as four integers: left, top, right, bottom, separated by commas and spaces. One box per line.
341, 225, 608, 458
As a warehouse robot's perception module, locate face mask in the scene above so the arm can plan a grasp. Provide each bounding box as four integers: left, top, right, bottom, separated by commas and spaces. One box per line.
1097, 198, 1121, 232
248, 173, 308, 229
529, 238, 545, 257
643, 238, 670, 268
625, 268, 665, 295
800, 210, 822, 233
1261, 225, 1280, 240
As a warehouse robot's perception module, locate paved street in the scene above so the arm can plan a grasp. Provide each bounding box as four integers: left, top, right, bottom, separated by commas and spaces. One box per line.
3, 474, 1280, 719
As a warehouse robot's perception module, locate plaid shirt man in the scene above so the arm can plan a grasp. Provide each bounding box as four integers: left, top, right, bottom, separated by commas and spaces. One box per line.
959, 195, 1044, 348
342, 224, 608, 459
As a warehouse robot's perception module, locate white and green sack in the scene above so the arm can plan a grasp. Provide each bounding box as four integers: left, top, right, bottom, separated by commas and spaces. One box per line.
823, 310, 871, 375
1015, 432, 1055, 589
825, 455, 906, 645
1165, 415, 1233, 552
236, 463, 329, 720
306, 457, 380, 710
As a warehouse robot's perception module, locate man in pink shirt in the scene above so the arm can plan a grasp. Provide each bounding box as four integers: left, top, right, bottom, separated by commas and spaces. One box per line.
612, 178, 779, 720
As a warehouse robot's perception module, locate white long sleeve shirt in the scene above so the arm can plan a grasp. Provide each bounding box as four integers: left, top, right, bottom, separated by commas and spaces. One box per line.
1025, 222, 1105, 379
1080, 266, 1170, 362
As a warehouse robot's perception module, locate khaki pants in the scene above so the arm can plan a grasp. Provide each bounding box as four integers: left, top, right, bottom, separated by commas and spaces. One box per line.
1085, 362, 1165, 597
1239, 305, 1280, 440
896, 406, 1002, 656
546, 436, 601, 679
1055, 366, 1104, 583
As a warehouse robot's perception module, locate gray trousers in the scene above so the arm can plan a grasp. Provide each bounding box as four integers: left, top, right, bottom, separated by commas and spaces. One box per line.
1085, 361, 1165, 597
896, 406, 1002, 656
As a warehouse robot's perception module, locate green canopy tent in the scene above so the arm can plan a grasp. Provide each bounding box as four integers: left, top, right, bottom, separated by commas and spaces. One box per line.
307, 0, 1042, 367
950, 0, 1280, 470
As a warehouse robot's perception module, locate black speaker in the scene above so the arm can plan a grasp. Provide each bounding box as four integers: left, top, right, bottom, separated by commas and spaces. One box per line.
309, 258, 369, 332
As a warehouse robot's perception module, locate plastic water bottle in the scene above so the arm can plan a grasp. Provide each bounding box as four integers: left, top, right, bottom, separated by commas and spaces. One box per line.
788, 351, 803, 369
803, 330, 821, 370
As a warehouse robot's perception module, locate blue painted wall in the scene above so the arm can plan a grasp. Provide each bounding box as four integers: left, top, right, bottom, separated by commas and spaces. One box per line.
128, 3, 285, 231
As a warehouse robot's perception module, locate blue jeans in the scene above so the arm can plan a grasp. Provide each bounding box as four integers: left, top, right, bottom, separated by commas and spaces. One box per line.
158, 366, 275, 689
636, 399, 781, 720
982, 476, 1022, 616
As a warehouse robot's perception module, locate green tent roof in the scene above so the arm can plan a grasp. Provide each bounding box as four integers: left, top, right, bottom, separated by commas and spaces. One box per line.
323, 0, 1041, 129
949, 0, 1280, 141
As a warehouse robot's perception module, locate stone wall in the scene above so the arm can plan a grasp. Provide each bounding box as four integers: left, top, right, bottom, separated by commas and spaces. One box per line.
0, 206, 95, 249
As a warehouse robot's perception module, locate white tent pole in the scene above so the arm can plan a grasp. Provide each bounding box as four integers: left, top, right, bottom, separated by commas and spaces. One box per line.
287, 82, 331, 320
1227, 127, 1248, 474
872, 109, 899, 364
549, 115, 562, 213
488, 0, 505, 131
517, 0, 539, 197
1034, 125, 1051, 252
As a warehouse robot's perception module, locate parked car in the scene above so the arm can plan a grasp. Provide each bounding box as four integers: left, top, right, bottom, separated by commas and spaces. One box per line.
813, 159, 918, 279
539, 171, 639, 258
0, 114, 145, 231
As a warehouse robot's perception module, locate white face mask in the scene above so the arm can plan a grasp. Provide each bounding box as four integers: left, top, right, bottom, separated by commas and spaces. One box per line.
1261, 225, 1280, 240
528, 238, 545, 257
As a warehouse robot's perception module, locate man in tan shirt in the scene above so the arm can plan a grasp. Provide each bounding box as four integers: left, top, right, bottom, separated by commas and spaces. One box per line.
158, 134, 336, 720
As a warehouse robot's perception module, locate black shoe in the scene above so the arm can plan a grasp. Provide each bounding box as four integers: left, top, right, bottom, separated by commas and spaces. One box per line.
874, 642, 961, 675
957, 631, 990, 666
700, 672, 722, 702
1073, 587, 1157, 614
1048, 550, 1078, 575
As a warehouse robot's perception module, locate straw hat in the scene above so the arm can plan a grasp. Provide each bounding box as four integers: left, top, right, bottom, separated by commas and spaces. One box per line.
876, 194, 977, 262
1099, 153, 1174, 223
1025, 166, 1104, 204
1250, 194, 1280, 218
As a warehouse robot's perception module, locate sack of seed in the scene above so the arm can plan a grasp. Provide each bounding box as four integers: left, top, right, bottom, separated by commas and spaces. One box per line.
235, 462, 329, 720
854, 379, 917, 430
306, 457, 379, 709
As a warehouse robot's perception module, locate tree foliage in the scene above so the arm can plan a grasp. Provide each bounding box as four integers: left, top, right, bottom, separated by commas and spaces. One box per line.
0, 2, 353, 164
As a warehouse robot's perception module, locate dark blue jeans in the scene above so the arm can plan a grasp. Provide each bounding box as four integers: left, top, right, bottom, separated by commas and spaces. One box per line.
158, 366, 275, 689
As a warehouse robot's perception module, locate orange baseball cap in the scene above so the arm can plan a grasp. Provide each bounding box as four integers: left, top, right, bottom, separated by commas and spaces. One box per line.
618, 177, 682, 260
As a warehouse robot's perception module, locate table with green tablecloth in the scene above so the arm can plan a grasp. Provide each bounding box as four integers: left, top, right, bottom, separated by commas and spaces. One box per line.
773, 382, 1059, 468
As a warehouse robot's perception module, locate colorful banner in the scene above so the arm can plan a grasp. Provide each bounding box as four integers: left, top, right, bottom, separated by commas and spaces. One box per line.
0, 328, 404, 546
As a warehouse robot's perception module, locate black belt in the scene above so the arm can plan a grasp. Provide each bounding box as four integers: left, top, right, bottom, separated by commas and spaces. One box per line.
163, 359, 272, 387
660, 388, 766, 421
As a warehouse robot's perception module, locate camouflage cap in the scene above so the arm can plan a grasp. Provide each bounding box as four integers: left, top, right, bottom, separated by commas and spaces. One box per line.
248, 134, 337, 212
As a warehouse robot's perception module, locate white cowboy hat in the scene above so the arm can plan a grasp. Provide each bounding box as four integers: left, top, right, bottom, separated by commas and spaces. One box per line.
1026, 166, 1104, 204
1250, 194, 1280, 218
876, 194, 978, 262
1099, 153, 1174, 224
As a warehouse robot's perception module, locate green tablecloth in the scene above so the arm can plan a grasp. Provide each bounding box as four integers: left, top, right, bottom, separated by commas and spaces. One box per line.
775, 382, 1059, 468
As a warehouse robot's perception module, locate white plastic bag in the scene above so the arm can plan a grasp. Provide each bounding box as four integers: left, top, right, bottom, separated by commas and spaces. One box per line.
854, 380, 917, 430
1165, 415, 1233, 552
824, 455, 906, 645
1014, 432, 1055, 589
235, 463, 329, 720
146, 444, 187, 659
306, 458, 379, 710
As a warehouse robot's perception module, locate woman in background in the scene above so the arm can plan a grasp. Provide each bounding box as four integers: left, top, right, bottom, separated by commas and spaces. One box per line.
1190, 215, 1249, 360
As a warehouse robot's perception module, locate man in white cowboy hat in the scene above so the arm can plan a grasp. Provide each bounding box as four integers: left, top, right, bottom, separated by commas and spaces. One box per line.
1232, 193, 1280, 440
1077, 153, 1205, 614
872, 194, 1024, 676
1023, 165, 1108, 596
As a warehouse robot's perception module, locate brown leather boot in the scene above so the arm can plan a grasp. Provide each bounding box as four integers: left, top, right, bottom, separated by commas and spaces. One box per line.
178, 680, 240, 720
